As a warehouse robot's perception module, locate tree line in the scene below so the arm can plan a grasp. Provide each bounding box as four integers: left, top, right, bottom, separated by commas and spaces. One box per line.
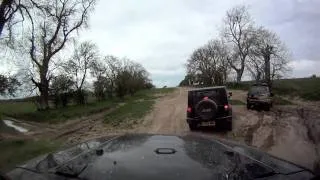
181, 5, 290, 88
0, 0, 153, 110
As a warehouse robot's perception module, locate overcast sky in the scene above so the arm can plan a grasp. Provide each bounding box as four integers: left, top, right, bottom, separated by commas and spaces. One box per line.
79, 0, 319, 87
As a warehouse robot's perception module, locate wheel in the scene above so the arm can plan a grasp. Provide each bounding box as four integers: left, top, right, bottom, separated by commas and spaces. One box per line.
225, 121, 232, 131
264, 105, 271, 111
188, 122, 198, 131
247, 102, 251, 110
216, 120, 232, 131
195, 99, 217, 120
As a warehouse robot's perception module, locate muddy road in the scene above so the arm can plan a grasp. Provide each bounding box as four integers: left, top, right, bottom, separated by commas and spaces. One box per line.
2, 88, 319, 172
138, 88, 319, 171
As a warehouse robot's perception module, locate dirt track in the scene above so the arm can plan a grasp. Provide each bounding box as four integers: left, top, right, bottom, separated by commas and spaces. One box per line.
138, 88, 319, 171
140, 88, 188, 134
2, 88, 319, 172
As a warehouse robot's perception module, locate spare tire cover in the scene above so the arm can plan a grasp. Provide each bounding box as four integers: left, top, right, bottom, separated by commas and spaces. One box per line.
195, 99, 218, 120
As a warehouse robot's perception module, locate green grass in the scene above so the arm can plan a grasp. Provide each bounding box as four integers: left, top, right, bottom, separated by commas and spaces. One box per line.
0, 88, 177, 172
229, 99, 245, 105
104, 88, 175, 127
0, 139, 61, 172
0, 100, 116, 123
127, 88, 176, 99
104, 100, 155, 127
104, 88, 176, 127
0, 102, 37, 116
20, 100, 116, 123
0, 88, 176, 123
272, 78, 320, 101
273, 96, 294, 105
227, 77, 320, 101
151, 87, 176, 94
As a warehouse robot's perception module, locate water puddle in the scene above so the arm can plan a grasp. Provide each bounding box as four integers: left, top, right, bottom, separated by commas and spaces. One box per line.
3, 120, 29, 133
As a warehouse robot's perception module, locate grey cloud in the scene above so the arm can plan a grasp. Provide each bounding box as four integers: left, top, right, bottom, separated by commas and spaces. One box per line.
80, 0, 319, 86
250, 0, 320, 60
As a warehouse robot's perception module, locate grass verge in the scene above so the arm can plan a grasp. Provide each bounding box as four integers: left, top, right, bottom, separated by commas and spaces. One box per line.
0, 100, 116, 123
226, 77, 320, 101
0, 88, 176, 124
104, 87, 175, 126
229, 99, 245, 105
0, 139, 61, 172
273, 96, 294, 105
104, 100, 155, 127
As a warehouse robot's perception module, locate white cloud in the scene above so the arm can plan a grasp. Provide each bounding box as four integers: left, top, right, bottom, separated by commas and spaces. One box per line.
52, 0, 320, 86
289, 59, 320, 77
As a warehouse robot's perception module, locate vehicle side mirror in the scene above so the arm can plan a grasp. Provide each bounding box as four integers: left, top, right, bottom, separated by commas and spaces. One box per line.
270, 93, 274, 97
228, 92, 232, 98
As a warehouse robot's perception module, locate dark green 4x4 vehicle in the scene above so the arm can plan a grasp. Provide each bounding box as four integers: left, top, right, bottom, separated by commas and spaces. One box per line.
187, 86, 232, 131
247, 83, 273, 111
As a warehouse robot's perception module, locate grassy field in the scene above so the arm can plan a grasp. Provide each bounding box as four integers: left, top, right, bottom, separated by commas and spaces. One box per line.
273, 96, 294, 105
229, 99, 245, 105
0, 88, 176, 123
104, 100, 155, 127
227, 77, 320, 101
273, 78, 320, 101
0, 100, 116, 123
0, 139, 61, 172
0, 88, 176, 172
104, 87, 175, 127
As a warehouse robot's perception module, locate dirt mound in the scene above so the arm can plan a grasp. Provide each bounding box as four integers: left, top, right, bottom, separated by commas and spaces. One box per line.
139, 88, 318, 171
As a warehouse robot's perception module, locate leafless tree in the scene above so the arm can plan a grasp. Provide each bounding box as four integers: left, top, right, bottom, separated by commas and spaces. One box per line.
222, 5, 255, 83
0, 0, 42, 46
23, 0, 96, 109
207, 40, 230, 84
186, 40, 229, 86
126, 61, 149, 95
1, 0, 25, 39
50, 74, 74, 107
249, 27, 290, 88
104, 55, 122, 97
0, 74, 21, 96
64, 41, 98, 104
91, 55, 121, 99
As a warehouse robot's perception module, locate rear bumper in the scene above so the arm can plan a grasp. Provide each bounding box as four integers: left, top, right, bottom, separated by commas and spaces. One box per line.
187, 116, 232, 124
247, 99, 271, 105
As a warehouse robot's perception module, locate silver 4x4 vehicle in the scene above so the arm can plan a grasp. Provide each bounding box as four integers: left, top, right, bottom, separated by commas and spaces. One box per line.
247, 83, 273, 111
187, 86, 232, 131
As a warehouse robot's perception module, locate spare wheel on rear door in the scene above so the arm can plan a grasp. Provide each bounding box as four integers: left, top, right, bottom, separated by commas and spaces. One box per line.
195, 99, 218, 120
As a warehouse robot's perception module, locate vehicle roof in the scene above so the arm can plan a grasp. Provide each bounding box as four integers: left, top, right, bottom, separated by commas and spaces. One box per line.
188, 86, 226, 92
7, 134, 313, 180
252, 83, 268, 86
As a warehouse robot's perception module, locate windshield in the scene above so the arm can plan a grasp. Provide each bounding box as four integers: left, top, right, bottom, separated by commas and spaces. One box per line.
195, 89, 227, 104
0, 0, 317, 179
249, 86, 269, 95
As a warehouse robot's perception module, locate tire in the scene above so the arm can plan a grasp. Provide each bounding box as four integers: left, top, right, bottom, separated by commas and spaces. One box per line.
195, 99, 218, 120
188, 122, 197, 131
216, 120, 232, 131
225, 121, 232, 131
247, 103, 250, 110
265, 105, 271, 111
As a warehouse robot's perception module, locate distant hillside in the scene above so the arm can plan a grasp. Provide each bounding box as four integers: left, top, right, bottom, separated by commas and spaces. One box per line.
226, 77, 320, 101
0, 96, 38, 103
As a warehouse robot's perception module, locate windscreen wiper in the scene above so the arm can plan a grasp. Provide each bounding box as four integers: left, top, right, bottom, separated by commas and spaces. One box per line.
15, 165, 87, 180
53, 164, 88, 179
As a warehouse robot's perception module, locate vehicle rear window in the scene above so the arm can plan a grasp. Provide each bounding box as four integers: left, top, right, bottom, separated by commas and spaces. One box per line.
195, 89, 227, 104
249, 86, 269, 95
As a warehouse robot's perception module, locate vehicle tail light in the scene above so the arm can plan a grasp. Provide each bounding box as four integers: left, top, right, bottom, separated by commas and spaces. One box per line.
187, 107, 192, 113
224, 105, 229, 110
